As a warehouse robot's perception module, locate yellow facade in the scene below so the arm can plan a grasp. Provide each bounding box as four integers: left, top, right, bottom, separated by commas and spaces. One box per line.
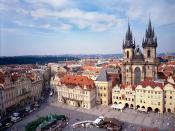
135, 85, 164, 113
112, 85, 135, 108
95, 81, 112, 105
164, 83, 175, 113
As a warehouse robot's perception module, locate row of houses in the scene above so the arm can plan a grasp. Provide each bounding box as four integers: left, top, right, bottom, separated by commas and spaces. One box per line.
53, 69, 175, 114
0, 70, 44, 115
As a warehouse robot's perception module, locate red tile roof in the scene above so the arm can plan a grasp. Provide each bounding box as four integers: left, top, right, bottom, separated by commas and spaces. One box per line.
167, 61, 175, 65
61, 75, 95, 90
82, 66, 101, 72
139, 79, 164, 89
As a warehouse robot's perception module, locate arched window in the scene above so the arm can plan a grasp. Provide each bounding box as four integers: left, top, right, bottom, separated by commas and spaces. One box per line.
147, 50, 151, 58
127, 51, 129, 58
134, 67, 141, 85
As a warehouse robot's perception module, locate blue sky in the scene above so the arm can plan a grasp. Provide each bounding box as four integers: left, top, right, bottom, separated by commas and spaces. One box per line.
0, 0, 175, 56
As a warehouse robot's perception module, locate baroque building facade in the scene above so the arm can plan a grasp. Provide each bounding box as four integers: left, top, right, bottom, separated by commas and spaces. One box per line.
122, 19, 159, 85
56, 75, 96, 109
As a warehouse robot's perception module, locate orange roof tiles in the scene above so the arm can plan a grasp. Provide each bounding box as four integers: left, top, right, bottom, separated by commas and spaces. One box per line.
61, 75, 94, 89
139, 79, 164, 89
82, 66, 101, 72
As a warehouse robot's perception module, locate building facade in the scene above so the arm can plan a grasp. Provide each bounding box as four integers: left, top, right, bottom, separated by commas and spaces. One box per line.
112, 84, 135, 109
135, 79, 164, 113
95, 69, 113, 105
56, 75, 96, 109
0, 73, 43, 115
164, 83, 175, 113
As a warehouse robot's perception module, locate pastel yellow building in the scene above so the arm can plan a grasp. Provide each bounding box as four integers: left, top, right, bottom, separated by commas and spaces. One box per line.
112, 84, 135, 108
95, 70, 112, 105
135, 79, 164, 113
56, 75, 96, 109
164, 83, 175, 113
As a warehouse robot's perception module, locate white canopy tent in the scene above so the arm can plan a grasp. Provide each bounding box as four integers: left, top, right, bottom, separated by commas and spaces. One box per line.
137, 108, 147, 112
111, 104, 125, 110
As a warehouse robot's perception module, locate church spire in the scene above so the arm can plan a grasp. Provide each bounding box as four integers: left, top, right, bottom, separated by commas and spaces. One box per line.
123, 21, 135, 49
142, 18, 157, 48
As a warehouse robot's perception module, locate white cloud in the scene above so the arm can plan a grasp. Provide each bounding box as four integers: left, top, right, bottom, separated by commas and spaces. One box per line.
24, 0, 71, 8
123, 0, 175, 26
30, 8, 119, 32
12, 20, 72, 31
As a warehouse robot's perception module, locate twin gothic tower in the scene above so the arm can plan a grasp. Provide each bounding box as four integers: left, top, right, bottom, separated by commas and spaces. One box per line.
122, 19, 159, 85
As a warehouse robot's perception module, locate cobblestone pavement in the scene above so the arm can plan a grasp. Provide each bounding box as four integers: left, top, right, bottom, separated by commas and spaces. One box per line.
51, 101, 175, 131
9, 98, 175, 131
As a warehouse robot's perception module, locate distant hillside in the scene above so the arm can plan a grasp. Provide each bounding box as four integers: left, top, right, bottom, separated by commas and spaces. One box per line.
0, 56, 79, 65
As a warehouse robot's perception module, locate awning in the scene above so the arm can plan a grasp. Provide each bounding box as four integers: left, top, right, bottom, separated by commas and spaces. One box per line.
111, 104, 125, 110
137, 108, 147, 112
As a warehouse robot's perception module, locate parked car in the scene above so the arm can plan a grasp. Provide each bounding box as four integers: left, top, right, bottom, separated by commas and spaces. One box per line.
25, 105, 31, 112
49, 91, 53, 96
11, 116, 22, 123
4, 122, 13, 128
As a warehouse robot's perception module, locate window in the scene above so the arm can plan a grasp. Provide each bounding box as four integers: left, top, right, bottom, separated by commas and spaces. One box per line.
170, 96, 172, 99
158, 102, 160, 106
147, 50, 151, 58
127, 51, 129, 58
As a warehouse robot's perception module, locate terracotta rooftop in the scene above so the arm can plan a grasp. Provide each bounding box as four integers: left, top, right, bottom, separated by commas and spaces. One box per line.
139, 79, 164, 89
61, 75, 94, 89
120, 84, 136, 90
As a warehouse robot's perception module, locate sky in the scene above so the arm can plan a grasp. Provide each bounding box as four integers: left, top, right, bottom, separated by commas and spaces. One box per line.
0, 0, 175, 56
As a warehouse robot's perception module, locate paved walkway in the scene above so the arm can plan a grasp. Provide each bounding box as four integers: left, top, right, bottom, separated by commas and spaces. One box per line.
51, 102, 175, 130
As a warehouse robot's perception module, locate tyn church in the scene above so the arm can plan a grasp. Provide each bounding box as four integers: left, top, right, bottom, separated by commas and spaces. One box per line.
122, 19, 159, 85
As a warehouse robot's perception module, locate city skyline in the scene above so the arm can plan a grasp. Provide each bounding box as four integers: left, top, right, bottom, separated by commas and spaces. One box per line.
0, 0, 175, 56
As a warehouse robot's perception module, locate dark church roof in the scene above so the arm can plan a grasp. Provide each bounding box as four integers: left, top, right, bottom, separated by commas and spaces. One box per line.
96, 69, 108, 81
123, 23, 135, 49
142, 19, 157, 48
133, 45, 144, 61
